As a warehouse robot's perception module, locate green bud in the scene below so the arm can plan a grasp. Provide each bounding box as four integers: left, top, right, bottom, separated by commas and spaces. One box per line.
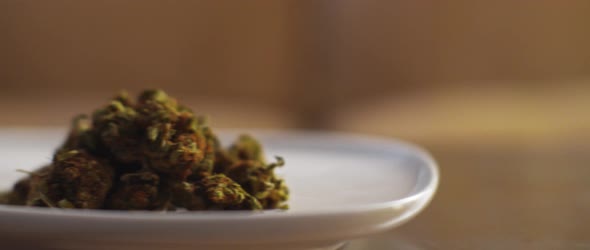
1, 89, 288, 211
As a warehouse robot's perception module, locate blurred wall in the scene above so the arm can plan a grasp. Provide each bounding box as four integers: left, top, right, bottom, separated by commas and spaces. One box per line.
0, 1, 589, 137
314, 1, 590, 141
314, 1, 590, 103
0, 1, 293, 100
0, 1, 298, 127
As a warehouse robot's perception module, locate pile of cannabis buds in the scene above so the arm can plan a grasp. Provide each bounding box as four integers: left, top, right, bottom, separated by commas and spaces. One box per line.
0, 90, 288, 211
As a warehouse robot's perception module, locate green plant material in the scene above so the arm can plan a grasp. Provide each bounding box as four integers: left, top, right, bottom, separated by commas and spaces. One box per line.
137, 90, 200, 178
221, 156, 288, 209
172, 174, 262, 210
0, 89, 288, 211
107, 171, 163, 210
0, 192, 11, 204
91, 91, 142, 164
228, 134, 265, 162
40, 150, 115, 209
0, 165, 53, 206
213, 135, 288, 209
187, 126, 219, 181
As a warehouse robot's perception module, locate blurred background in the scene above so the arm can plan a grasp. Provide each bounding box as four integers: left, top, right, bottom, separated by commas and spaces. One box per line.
1, 1, 589, 248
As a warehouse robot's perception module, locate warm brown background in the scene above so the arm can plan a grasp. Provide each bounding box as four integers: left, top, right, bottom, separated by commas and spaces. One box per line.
1, 1, 589, 249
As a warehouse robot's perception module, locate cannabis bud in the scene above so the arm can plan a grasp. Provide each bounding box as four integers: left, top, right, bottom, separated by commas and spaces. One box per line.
1, 89, 288, 211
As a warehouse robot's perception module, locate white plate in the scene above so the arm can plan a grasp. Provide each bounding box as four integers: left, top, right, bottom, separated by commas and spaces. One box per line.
0, 129, 439, 250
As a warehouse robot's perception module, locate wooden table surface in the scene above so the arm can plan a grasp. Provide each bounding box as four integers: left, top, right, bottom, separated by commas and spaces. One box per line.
341, 139, 590, 250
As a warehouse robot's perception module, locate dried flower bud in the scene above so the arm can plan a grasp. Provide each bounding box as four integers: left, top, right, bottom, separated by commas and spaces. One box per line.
1, 89, 288, 211
107, 171, 162, 210
222, 157, 288, 209
0, 165, 52, 206
172, 174, 262, 210
187, 126, 218, 180
92, 93, 142, 164
228, 134, 265, 162
40, 150, 114, 209
169, 181, 207, 210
